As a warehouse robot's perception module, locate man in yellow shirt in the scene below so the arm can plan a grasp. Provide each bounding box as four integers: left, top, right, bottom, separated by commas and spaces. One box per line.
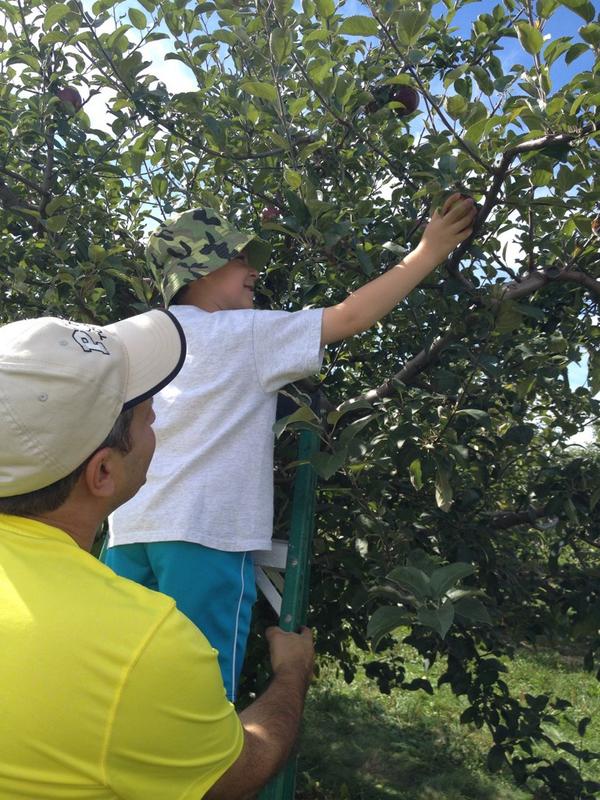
0, 310, 314, 800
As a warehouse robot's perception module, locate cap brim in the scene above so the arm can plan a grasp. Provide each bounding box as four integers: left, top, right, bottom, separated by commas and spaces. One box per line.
227, 232, 272, 270
105, 309, 186, 409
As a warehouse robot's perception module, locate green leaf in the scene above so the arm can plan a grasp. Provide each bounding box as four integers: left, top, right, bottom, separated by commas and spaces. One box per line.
580, 23, 600, 47
531, 168, 553, 186
409, 458, 423, 490
564, 497, 579, 525
339, 15, 378, 37
495, 301, 523, 333
367, 605, 412, 649
338, 415, 375, 447
395, 9, 430, 46
430, 563, 476, 599
327, 399, 373, 427
471, 65, 494, 95
386, 566, 431, 600
310, 449, 348, 480
487, 744, 506, 773
558, 0, 595, 22
446, 94, 468, 118
315, 0, 335, 18
544, 36, 573, 65
128, 8, 147, 29
44, 215, 68, 233
435, 466, 453, 512
454, 596, 492, 625
151, 174, 168, 197
537, 0, 559, 17
9, 53, 40, 71
92, 0, 120, 12
515, 21, 544, 54
272, 404, 320, 438
270, 28, 292, 63
45, 197, 70, 215
503, 424, 535, 444
288, 96, 309, 116
240, 81, 278, 103
455, 409, 490, 424
307, 57, 335, 84
283, 168, 302, 189
417, 599, 455, 639
565, 42, 589, 63
88, 244, 107, 263
44, 3, 71, 27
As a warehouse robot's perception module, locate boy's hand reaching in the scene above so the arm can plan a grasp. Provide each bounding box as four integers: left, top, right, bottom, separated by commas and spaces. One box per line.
320, 191, 479, 346
417, 193, 477, 264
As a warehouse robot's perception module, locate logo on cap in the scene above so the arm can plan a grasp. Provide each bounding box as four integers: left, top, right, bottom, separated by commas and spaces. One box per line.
72, 329, 110, 355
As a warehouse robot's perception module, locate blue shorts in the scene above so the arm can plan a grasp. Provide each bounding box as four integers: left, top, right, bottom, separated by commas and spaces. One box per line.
103, 541, 256, 701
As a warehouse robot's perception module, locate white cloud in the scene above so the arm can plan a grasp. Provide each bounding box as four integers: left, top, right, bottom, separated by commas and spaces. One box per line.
141, 40, 198, 94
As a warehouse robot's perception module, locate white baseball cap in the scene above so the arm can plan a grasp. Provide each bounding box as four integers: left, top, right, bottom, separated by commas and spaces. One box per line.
0, 309, 186, 497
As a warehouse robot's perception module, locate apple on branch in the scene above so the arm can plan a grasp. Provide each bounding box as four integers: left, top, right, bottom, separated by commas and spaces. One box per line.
261, 206, 281, 223
56, 87, 83, 112
366, 84, 420, 117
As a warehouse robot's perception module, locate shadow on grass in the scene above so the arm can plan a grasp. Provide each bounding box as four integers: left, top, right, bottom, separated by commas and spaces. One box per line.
297, 688, 523, 800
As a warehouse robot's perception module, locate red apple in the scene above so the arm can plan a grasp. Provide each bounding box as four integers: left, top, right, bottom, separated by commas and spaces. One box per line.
261, 206, 280, 222
365, 84, 419, 117
389, 86, 419, 117
444, 193, 479, 231
57, 87, 83, 112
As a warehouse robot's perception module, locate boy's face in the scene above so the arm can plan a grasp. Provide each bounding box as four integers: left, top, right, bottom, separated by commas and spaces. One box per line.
199, 253, 259, 311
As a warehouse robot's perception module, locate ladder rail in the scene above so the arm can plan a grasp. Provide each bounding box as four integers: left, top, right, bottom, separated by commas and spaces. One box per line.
258, 428, 320, 800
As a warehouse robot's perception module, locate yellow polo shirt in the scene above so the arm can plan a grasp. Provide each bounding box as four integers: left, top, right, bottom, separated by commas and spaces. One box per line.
0, 514, 243, 799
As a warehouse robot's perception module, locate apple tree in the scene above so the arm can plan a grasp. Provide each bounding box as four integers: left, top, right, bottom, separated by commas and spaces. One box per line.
1, 0, 599, 795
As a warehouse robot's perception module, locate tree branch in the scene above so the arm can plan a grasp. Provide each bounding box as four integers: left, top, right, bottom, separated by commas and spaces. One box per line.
346, 256, 599, 405
0, 178, 37, 212
483, 505, 550, 530
0, 166, 44, 195
353, 329, 458, 402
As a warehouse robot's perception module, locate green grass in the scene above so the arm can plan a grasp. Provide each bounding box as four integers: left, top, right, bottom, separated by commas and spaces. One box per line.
296, 645, 600, 799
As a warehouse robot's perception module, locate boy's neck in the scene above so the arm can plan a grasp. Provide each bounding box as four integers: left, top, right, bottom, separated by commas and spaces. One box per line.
174, 282, 239, 313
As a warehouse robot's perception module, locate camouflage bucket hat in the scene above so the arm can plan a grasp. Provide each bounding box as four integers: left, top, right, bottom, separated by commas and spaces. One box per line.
146, 207, 272, 305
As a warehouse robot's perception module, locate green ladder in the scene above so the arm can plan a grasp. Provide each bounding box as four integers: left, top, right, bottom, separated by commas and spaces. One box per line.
257, 428, 320, 800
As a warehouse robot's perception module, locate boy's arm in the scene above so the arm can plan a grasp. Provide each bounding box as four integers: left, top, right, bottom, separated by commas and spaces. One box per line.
321, 193, 476, 346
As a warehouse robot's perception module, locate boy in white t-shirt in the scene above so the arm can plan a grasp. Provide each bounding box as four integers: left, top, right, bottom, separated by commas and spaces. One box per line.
106, 197, 475, 699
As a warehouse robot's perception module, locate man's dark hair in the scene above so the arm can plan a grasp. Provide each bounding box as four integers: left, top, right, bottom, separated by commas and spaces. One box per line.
0, 408, 135, 517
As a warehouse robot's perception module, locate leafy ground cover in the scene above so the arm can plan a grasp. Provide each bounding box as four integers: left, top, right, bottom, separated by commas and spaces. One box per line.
297, 644, 600, 800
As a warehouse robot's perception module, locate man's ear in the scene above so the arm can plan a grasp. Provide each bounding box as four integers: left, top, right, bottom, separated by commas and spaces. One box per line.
82, 447, 120, 499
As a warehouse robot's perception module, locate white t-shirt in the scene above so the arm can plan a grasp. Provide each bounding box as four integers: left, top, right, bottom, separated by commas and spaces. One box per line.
108, 305, 324, 552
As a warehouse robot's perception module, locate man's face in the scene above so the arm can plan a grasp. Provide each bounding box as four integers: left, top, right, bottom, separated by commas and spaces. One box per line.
115, 399, 156, 506
202, 253, 259, 310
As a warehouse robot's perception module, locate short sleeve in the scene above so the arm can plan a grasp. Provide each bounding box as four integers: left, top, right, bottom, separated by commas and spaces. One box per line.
252, 308, 324, 393
105, 607, 243, 800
